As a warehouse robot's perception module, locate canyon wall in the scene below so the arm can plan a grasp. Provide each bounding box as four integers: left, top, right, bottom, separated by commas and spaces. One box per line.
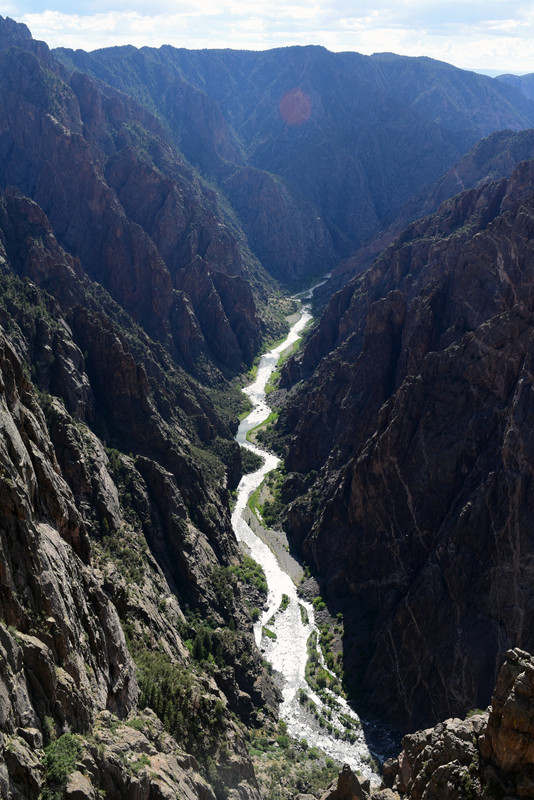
279, 159, 534, 731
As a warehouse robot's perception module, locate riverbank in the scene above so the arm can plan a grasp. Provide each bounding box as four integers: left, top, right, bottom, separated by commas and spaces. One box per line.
243, 506, 303, 584
232, 278, 382, 778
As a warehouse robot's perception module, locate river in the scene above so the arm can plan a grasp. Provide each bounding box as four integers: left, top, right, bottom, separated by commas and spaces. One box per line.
231, 284, 379, 779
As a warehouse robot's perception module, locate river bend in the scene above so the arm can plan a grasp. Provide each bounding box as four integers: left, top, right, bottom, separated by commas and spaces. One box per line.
231, 288, 378, 778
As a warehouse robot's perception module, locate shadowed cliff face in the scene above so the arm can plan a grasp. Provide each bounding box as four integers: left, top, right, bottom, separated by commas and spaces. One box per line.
323, 127, 534, 295
278, 160, 534, 731
54, 43, 534, 283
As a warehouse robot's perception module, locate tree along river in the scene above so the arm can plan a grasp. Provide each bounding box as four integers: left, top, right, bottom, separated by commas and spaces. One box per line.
231, 285, 379, 779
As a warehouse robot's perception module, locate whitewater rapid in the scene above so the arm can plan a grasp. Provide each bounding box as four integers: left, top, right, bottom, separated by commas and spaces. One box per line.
231, 286, 378, 777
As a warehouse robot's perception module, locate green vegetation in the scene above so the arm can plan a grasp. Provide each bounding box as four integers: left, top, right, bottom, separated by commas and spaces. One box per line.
257, 468, 286, 528
241, 446, 264, 475
247, 484, 262, 518
319, 625, 343, 679
304, 631, 344, 698
41, 733, 82, 800
100, 524, 148, 585
312, 595, 326, 612
248, 725, 341, 800
129, 753, 151, 776
246, 410, 279, 445
96, 449, 150, 583
263, 626, 277, 640
104, 448, 146, 531
229, 554, 268, 597
467, 708, 485, 717
279, 593, 290, 612
265, 339, 300, 396
134, 649, 227, 766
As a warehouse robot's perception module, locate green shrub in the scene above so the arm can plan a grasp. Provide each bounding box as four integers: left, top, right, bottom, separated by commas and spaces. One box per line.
279, 594, 290, 612
135, 649, 227, 766
41, 733, 82, 800
229, 555, 268, 597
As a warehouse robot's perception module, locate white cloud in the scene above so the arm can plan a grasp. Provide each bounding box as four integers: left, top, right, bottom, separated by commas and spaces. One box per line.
15, 1, 534, 73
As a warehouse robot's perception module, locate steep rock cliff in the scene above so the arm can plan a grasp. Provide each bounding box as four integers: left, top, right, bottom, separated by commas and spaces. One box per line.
279, 160, 534, 731
55, 43, 534, 283
0, 16, 267, 379
0, 152, 276, 800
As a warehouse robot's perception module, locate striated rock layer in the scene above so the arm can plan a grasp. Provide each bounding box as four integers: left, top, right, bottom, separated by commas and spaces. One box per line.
279, 158, 534, 731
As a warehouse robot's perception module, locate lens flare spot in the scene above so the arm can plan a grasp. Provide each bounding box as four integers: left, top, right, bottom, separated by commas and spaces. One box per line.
279, 88, 312, 126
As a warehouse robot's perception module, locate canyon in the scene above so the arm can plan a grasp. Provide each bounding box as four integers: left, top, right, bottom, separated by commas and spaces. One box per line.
2, 12, 534, 800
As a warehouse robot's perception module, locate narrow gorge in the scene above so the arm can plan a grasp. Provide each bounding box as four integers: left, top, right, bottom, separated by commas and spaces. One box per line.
232, 283, 381, 779
3, 12, 534, 800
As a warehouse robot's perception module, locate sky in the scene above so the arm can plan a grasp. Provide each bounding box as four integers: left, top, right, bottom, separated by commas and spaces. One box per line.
4, 0, 534, 75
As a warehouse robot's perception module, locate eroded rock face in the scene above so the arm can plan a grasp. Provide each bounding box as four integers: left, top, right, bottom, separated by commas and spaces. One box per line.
279, 160, 534, 730
321, 763, 368, 800
481, 648, 534, 792
0, 19, 263, 378
381, 648, 534, 800
0, 332, 138, 794
385, 714, 487, 800
0, 22, 278, 796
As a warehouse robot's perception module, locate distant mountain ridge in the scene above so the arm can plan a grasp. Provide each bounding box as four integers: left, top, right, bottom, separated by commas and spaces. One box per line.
496, 72, 534, 102
55, 43, 534, 283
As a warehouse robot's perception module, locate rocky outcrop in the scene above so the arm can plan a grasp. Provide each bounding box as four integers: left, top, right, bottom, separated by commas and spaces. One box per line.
383, 714, 487, 800
320, 764, 370, 800
278, 160, 534, 730
381, 648, 534, 800
309, 648, 534, 800
479, 648, 534, 797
